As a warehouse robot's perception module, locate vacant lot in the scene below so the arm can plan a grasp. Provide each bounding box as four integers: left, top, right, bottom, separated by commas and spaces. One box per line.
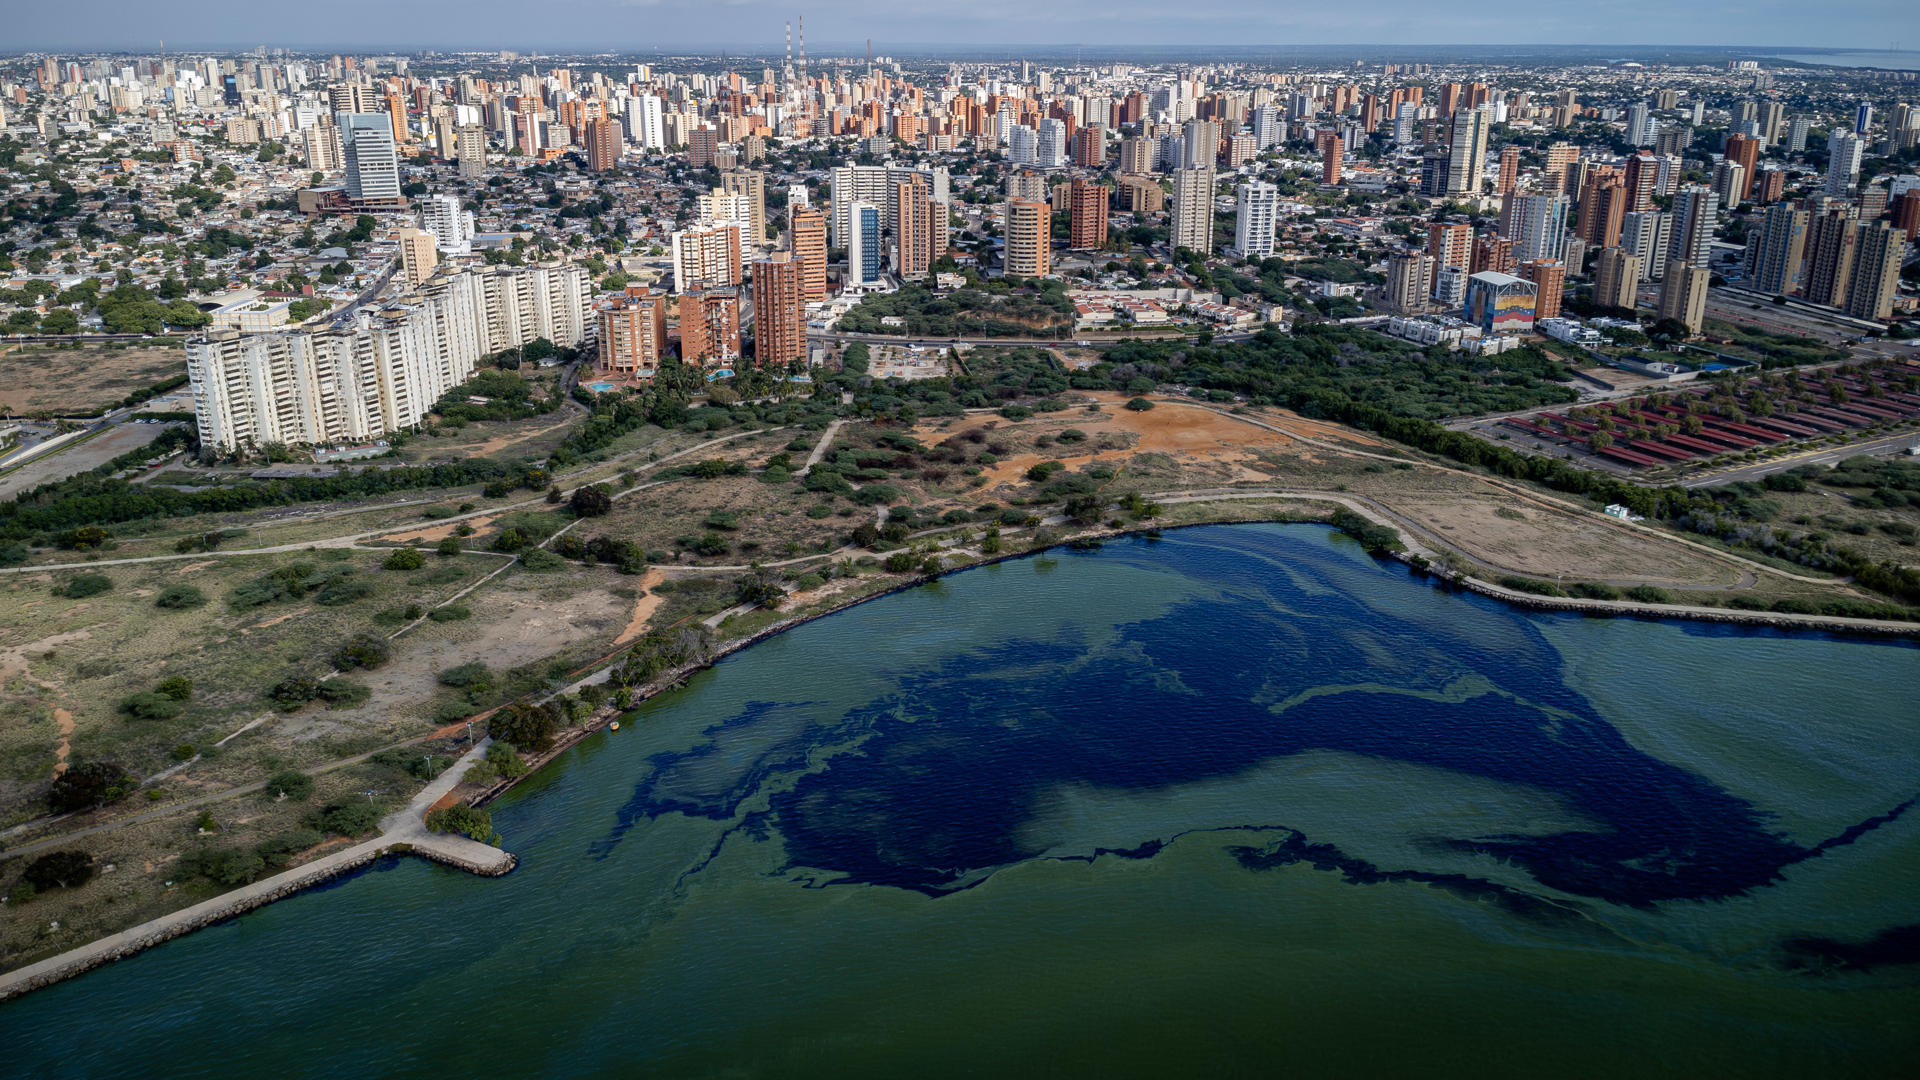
0, 342, 184, 416
0, 421, 182, 500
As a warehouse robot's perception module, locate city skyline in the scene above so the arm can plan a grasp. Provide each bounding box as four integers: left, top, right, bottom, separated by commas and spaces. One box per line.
3, 1, 1917, 53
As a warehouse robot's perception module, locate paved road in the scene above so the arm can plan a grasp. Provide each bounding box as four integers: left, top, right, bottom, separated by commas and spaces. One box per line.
1681, 431, 1920, 488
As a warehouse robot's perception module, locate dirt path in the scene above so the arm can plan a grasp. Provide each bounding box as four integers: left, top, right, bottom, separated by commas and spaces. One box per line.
51, 709, 74, 778
614, 569, 668, 644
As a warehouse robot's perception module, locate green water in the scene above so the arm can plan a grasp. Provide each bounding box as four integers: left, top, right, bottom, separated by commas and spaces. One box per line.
2, 524, 1916, 1078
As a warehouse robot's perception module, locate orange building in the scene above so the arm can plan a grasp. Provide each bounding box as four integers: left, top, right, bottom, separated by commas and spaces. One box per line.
1004, 199, 1051, 278
598, 291, 669, 376
1069, 178, 1110, 251
1517, 259, 1566, 320
788, 206, 828, 302
679, 289, 742, 365
751, 253, 807, 369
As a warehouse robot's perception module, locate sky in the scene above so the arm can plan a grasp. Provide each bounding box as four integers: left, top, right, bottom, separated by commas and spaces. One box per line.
2, 0, 1911, 53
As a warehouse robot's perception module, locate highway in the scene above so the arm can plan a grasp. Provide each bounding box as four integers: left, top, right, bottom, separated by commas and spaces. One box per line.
1680, 431, 1920, 488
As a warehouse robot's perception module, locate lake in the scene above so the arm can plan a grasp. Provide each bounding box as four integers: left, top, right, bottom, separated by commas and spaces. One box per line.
3, 524, 1916, 1077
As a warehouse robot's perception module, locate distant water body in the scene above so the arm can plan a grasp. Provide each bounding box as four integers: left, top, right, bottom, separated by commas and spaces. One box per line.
3, 524, 1916, 1077
1770, 51, 1920, 70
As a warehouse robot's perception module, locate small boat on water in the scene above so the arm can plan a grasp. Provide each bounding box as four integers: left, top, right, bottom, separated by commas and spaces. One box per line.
609, 721, 621, 732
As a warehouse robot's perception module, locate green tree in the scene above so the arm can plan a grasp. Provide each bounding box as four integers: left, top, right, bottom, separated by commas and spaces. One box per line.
23, 851, 96, 891
47, 762, 135, 813
264, 770, 315, 801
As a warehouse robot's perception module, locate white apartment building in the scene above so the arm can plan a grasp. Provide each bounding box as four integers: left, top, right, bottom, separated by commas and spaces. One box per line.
186, 264, 590, 450
1233, 181, 1278, 258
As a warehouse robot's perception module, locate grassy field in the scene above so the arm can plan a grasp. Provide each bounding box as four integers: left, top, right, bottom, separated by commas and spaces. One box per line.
0, 342, 183, 416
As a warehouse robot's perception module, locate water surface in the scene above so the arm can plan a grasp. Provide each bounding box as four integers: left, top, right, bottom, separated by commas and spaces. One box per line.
3, 524, 1916, 1077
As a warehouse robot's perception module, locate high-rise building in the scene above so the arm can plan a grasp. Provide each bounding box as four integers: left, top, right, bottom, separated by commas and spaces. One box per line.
1119, 136, 1156, 175
688, 125, 719, 168
1711, 160, 1747, 210
1747, 203, 1809, 295
396, 227, 438, 287
1004, 199, 1051, 278
585, 117, 622, 172
1319, 132, 1344, 185
1826, 133, 1864, 197
1233, 181, 1277, 258
1580, 171, 1627, 249
1470, 233, 1514, 276
787, 206, 827, 302
1670, 186, 1719, 268
829, 164, 895, 248
1620, 211, 1671, 281
1723, 133, 1761, 202
1036, 118, 1068, 168
1543, 142, 1578, 195
1181, 118, 1220, 170
1802, 203, 1861, 308
1658, 260, 1710, 334
1623, 152, 1660, 212
1170, 167, 1215, 255
1512, 194, 1569, 264
338, 112, 400, 203
1787, 116, 1812, 153
186, 264, 590, 450
420, 194, 474, 256
455, 124, 486, 179
1593, 247, 1643, 310
671, 222, 743, 291
1627, 103, 1654, 145
721, 170, 767, 248
1517, 259, 1566, 320
1495, 146, 1520, 196
625, 93, 665, 151
1445, 105, 1490, 195
895, 178, 945, 278
1070, 178, 1111, 252
1426, 221, 1473, 280
1071, 128, 1105, 168
1846, 222, 1907, 321
678, 289, 741, 365
847, 201, 883, 289
1384, 252, 1435, 313
750, 253, 806, 369
598, 290, 669, 375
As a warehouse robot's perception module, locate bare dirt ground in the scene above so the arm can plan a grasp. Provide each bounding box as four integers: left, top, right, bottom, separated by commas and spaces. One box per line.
380, 515, 498, 545
0, 343, 183, 415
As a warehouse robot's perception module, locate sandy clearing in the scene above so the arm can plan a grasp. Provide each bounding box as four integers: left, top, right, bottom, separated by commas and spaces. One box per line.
614, 569, 668, 645
0, 629, 91, 689
381, 515, 498, 544
248, 612, 301, 631
172, 561, 218, 575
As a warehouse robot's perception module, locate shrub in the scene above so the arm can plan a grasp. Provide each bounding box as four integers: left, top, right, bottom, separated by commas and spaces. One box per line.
332, 633, 393, 671
1126, 397, 1155, 411
428, 604, 472, 622
156, 675, 194, 701
315, 678, 371, 708
181, 847, 266, 887
438, 662, 493, 691
489, 701, 560, 751
60, 574, 113, 599
253, 828, 324, 868
1625, 585, 1672, 604
267, 676, 322, 711
314, 578, 373, 606
22, 851, 95, 891
120, 691, 186, 721
883, 552, 919, 573
425, 805, 500, 845
154, 583, 207, 609
570, 485, 614, 517
312, 800, 381, 837
383, 548, 426, 571
47, 761, 135, 813
437, 536, 463, 557
264, 769, 315, 801
520, 548, 566, 571
485, 741, 530, 779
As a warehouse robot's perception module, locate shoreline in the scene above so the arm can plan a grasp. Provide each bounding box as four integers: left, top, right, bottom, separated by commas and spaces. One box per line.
5, 514, 1915, 1003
